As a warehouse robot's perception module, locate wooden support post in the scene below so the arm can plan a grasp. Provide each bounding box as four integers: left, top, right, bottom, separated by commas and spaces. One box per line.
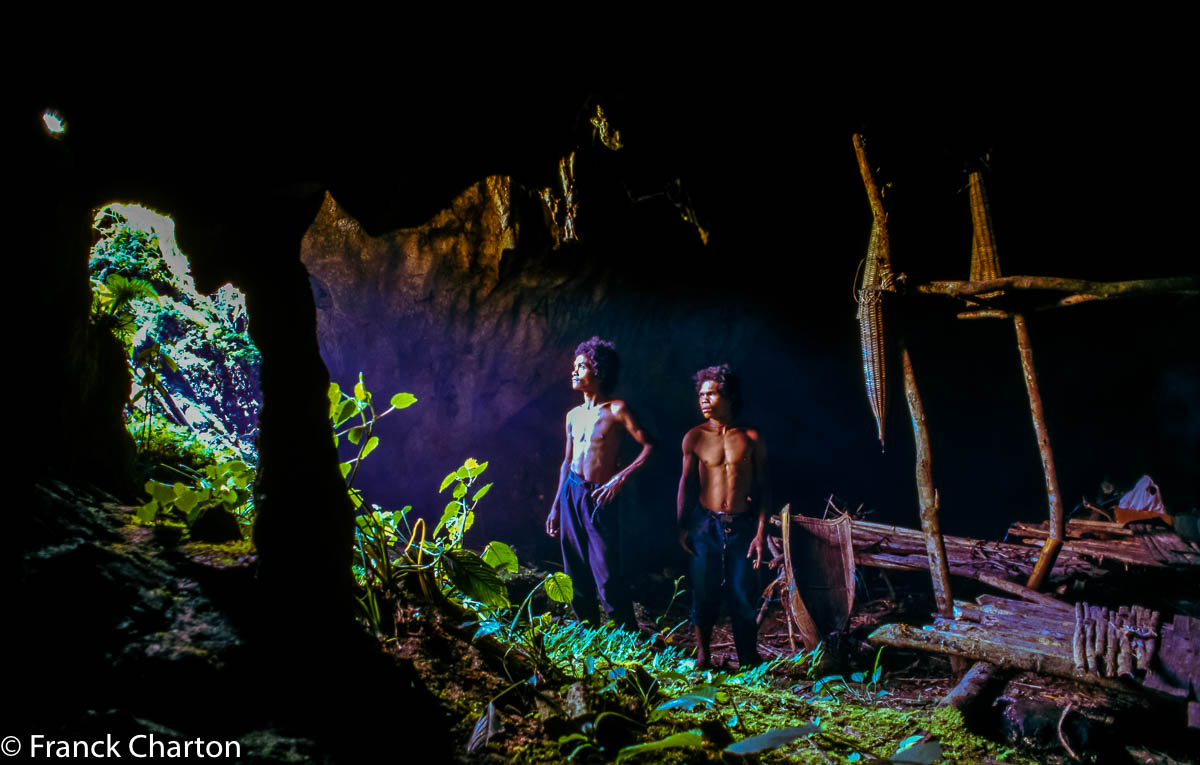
900, 340, 956, 622
1014, 312, 1065, 590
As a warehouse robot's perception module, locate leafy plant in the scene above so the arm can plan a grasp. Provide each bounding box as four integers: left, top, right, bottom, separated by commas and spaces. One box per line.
138, 459, 255, 529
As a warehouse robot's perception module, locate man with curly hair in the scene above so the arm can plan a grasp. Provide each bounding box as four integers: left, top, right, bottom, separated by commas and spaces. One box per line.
677, 364, 769, 669
546, 336, 654, 630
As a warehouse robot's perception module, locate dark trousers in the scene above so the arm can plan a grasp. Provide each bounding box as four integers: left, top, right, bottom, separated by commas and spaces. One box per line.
688, 507, 762, 666
559, 471, 635, 629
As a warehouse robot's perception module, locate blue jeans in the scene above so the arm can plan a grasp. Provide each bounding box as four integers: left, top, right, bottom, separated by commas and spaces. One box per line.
688, 507, 762, 666
558, 471, 635, 629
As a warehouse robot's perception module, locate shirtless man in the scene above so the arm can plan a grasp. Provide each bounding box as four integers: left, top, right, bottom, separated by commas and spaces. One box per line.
546, 337, 654, 629
677, 364, 770, 670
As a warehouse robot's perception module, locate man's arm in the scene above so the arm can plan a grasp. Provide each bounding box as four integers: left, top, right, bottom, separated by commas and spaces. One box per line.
676, 431, 700, 555
546, 416, 573, 538
745, 430, 770, 569
590, 401, 655, 506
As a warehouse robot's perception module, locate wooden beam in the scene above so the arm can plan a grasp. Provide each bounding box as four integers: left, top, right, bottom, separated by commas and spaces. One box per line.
915, 274, 1198, 299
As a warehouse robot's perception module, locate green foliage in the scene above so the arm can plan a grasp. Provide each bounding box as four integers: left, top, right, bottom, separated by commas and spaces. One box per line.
138, 459, 255, 531
89, 203, 260, 463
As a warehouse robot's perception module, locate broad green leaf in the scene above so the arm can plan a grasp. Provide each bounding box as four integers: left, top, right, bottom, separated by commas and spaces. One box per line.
332, 432, 339, 448
439, 471, 458, 492
335, 399, 358, 426
354, 381, 369, 402
481, 541, 518, 573
339, 462, 352, 479
724, 723, 820, 755
441, 549, 510, 608
360, 436, 380, 460
455, 466, 471, 480
655, 695, 717, 712
161, 353, 178, 373
221, 460, 247, 474
390, 392, 417, 409
892, 738, 942, 765
174, 488, 198, 514
145, 481, 175, 504
433, 502, 459, 538
348, 426, 364, 445
543, 572, 574, 603
615, 731, 704, 763
327, 382, 341, 417
453, 482, 467, 499
467, 460, 489, 478
348, 489, 364, 509
137, 500, 159, 524
471, 482, 493, 503
473, 621, 503, 641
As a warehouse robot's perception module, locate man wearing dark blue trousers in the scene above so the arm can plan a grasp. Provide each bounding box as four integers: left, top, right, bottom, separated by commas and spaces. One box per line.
546, 337, 654, 630
678, 365, 770, 670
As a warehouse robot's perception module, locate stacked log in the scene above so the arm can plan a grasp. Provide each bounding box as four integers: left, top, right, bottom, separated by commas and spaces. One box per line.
871, 593, 1170, 695
1068, 601, 1160, 678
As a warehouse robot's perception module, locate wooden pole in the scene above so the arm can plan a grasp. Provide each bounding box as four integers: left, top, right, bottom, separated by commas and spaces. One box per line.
1014, 312, 1065, 590
853, 135, 956, 666
900, 339, 956, 622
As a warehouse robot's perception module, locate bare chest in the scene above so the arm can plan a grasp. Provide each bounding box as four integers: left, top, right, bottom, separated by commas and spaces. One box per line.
697, 431, 753, 469
570, 406, 621, 447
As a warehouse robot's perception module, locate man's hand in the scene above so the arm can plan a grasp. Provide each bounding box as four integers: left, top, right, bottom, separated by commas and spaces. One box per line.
590, 475, 624, 507
546, 509, 559, 538
746, 532, 765, 569
678, 527, 695, 556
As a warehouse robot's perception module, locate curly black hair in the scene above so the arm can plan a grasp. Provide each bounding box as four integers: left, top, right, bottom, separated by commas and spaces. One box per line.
574, 336, 620, 394
693, 364, 742, 417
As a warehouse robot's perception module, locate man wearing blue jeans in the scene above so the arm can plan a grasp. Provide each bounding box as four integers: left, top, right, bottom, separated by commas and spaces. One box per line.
545, 337, 654, 629
678, 365, 770, 670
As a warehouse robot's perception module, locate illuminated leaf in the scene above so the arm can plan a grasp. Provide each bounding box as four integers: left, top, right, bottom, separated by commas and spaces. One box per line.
482, 541, 518, 573
137, 500, 159, 524
468, 460, 489, 478
335, 399, 357, 426
327, 382, 341, 417
439, 472, 458, 492
434, 502, 459, 538
615, 731, 704, 763
453, 482, 467, 499
354, 372, 369, 402
472, 482, 493, 503
360, 436, 380, 460
145, 481, 175, 504
724, 723, 820, 754
473, 621, 503, 641
348, 426, 364, 445
390, 392, 417, 409
543, 572, 574, 603
174, 488, 198, 514
892, 737, 942, 765
441, 549, 509, 608
339, 462, 352, 479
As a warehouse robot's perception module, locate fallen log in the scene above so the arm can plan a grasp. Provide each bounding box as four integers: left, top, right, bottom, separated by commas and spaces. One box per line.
869, 623, 1130, 692
938, 661, 1004, 713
